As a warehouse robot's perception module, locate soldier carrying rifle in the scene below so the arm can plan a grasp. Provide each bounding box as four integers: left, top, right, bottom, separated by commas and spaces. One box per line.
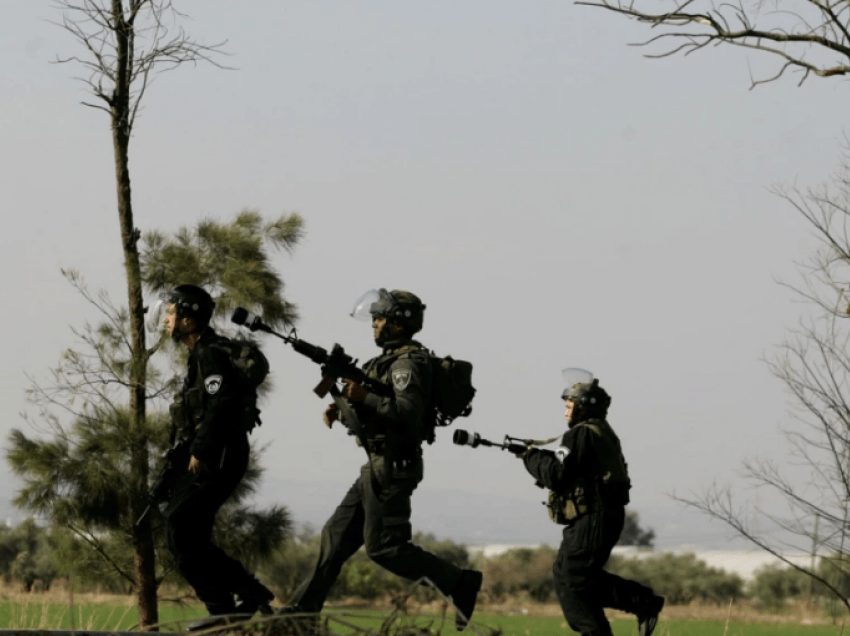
516, 368, 665, 636
280, 289, 484, 631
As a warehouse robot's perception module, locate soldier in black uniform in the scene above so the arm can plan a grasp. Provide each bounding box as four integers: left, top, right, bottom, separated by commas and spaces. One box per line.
517, 368, 664, 636
287, 289, 483, 630
150, 285, 274, 626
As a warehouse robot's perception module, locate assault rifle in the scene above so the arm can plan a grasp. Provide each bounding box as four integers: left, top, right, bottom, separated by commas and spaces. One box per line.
452, 429, 561, 455
135, 438, 191, 528
230, 307, 392, 447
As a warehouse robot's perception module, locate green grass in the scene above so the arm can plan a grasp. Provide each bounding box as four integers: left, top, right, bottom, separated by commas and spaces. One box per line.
0, 602, 845, 635
475, 616, 844, 636
313, 611, 847, 636
0, 599, 207, 631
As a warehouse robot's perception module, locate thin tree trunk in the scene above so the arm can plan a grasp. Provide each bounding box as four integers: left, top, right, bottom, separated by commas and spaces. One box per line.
111, 0, 158, 629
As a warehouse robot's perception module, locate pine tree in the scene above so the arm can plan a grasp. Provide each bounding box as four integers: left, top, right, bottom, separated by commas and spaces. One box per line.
8, 212, 302, 619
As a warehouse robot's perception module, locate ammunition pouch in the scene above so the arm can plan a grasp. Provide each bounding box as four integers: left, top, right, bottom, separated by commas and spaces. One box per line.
237, 396, 262, 434
184, 387, 204, 428
169, 395, 195, 444
547, 486, 590, 525
367, 438, 386, 455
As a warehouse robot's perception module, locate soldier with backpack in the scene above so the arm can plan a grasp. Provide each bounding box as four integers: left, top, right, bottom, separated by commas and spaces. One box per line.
147, 284, 275, 628
514, 368, 665, 636
285, 288, 483, 630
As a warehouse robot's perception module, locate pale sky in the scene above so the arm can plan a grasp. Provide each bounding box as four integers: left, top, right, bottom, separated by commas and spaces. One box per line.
1, 1, 848, 550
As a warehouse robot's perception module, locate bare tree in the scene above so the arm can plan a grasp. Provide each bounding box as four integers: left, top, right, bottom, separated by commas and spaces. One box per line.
674, 146, 850, 610
578, 0, 850, 87
51, 0, 227, 627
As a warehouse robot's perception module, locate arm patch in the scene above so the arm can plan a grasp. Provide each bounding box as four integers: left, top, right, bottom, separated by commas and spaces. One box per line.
204, 375, 223, 395
392, 368, 412, 391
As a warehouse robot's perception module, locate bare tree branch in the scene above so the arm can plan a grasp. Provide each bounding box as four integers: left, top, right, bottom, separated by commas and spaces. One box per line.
578, 0, 850, 86
66, 522, 136, 586
52, 0, 231, 134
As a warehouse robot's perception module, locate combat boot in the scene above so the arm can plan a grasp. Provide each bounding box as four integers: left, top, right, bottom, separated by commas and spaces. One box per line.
451, 569, 483, 631
184, 598, 242, 632
637, 595, 665, 636
234, 577, 275, 616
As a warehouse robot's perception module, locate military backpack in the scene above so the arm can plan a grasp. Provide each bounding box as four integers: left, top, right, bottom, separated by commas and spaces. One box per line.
375, 345, 476, 443
431, 354, 476, 426
209, 337, 270, 432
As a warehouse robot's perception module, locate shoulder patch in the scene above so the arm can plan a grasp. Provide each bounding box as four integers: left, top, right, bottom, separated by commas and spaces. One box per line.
555, 446, 570, 463
204, 374, 223, 395
392, 368, 412, 391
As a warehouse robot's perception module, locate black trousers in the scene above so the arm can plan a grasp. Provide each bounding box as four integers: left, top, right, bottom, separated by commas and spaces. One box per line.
292, 456, 463, 612
164, 434, 259, 615
554, 502, 656, 636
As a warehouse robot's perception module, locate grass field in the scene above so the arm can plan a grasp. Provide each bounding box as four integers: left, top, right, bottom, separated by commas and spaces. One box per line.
0, 597, 845, 635
294, 609, 848, 636
0, 597, 206, 632
470, 615, 846, 636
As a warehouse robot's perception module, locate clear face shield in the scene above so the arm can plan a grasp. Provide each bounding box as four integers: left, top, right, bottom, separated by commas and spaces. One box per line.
350, 288, 393, 322
146, 292, 177, 335
561, 367, 594, 401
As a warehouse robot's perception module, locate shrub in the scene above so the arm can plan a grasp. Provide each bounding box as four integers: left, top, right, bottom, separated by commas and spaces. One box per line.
606, 552, 744, 604
481, 546, 557, 603
749, 563, 809, 610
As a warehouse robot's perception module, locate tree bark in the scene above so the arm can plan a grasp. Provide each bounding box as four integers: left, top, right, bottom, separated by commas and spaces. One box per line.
111, 0, 158, 629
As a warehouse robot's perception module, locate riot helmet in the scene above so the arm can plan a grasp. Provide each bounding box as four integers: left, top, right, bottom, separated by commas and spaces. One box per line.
561, 367, 611, 423
350, 288, 426, 335
147, 284, 215, 341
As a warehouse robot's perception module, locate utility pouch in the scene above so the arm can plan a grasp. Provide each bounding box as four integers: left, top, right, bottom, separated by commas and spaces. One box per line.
547, 486, 590, 525
184, 387, 204, 427
168, 400, 183, 446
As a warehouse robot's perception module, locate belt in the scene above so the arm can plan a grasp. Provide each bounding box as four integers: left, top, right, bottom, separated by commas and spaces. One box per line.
367, 439, 387, 455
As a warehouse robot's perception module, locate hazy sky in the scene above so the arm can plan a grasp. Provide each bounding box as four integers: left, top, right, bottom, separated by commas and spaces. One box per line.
2, 1, 848, 550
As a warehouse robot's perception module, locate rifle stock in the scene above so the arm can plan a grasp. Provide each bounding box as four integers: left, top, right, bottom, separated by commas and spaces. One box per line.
135, 439, 191, 528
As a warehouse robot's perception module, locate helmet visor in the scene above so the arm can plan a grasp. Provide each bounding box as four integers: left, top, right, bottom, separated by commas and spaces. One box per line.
146, 297, 168, 334
350, 288, 393, 322
146, 291, 179, 334
561, 367, 594, 400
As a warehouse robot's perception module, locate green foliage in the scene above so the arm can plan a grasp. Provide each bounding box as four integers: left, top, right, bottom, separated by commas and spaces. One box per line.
334, 554, 405, 600
481, 546, 558, 603
411, 532, 471, 569
8, 405, 289, 592
143, 210, 304, 330
0, 520, 57, 592
52, 525, 136, 593
10, 211, 303, 598
618, 510, 655, 548
750, 563, 810, 610
212, 503, 291, 573
9, 408, 169, 532
606, 552, 745, 604
264, 527, 472, 602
